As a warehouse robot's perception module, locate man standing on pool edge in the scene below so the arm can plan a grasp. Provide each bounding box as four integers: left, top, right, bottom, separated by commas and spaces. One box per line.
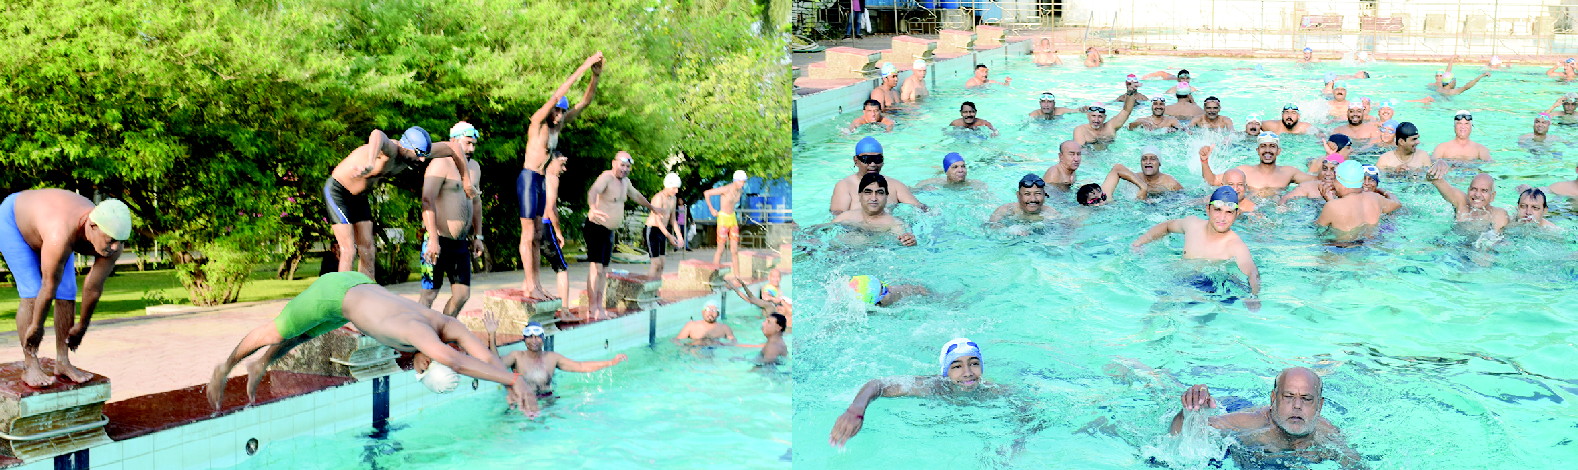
706, 170, 749, 275
1, 191, 131, 387
327, 126, 473, 280
1131, 186, 1261, 310
585, 152, 665, 320
520, 52, 603, 301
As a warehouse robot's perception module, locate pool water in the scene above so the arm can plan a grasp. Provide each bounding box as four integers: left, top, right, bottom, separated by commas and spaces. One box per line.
226, 313, 792, 470
792, 55, 1578, 469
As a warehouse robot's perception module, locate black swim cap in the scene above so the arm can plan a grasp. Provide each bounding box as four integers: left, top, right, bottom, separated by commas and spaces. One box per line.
1327, 134, 1351, 150
859, 172, 888, 191
1396, 122, 1419, 139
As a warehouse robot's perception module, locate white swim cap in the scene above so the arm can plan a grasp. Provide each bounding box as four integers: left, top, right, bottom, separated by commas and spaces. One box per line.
733, 170, 748, 182
880, 62, 897, 78
1490, 55, 1502, 66
416, 361, 461, 394
89, 199, 132, 240
704, 300, 719, 312
1347, 100, 1367, 110
913, 59, 927, 70
1142, 145, 1159, 156
664, 172, 681, 189
1258, 132, 1281, 144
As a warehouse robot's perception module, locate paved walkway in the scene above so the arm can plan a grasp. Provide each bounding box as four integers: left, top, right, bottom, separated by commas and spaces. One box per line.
0, 249, 759, 402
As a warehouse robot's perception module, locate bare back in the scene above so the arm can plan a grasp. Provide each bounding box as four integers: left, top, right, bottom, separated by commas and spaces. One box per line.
11, 190, 97, 258
340, 285, 456, 353
330, 140, 417, 195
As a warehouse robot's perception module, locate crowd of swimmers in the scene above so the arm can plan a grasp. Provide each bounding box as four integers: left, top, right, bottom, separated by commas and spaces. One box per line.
817, 45, 1578, 468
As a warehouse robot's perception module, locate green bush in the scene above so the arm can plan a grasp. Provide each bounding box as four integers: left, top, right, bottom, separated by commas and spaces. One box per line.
174, 238, 265, 306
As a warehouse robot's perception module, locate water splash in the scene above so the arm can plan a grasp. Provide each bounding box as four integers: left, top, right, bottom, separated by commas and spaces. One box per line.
1139, 409, 1235, 470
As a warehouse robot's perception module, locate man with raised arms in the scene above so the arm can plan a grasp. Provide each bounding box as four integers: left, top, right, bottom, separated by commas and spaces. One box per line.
1074, 166, 1151, 207
916, 152, 988, 192
520, 52, 602, 299
989, 174, 1058, 226
1129, 95, 1184, 132
901, 59, 929, 102
1073, 92, 1142, 149
725, 277, 794, 337
1199, 133, 1318, 200
1170, 367, 1367, 470
1042, 140, 1085, 191
328, 126, 471, 280
1427, 160, 1509, 233
1112, 74, 1149, 103
1315, 161, 1402, 244
418, 122, 485, 317
847, 99, 895, 132
1029, 92, 1079, 120
829, 339, 1000, 448
585, 152, 666, 320
486, 318, 626, 408
965, 64, 1010, 88
1131, 186, 1262, 308
1032, 38, 1062, 65
833, 173, 919, 246
1261, 104, 1315, 135
830, 137, 928, 215
1186, 96, 1234, 130
1430, 110, 1492, 161
1543, 92, 1578, 119
1, 192, 130, 386
1375, 122, 1430, 171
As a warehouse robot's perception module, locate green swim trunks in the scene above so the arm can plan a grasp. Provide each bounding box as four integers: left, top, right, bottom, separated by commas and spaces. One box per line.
274, 271, 377, 339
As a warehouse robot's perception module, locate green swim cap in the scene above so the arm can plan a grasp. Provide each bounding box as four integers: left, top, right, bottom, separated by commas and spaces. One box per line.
89, 199, 132, 240
1335, 160, 1364, 188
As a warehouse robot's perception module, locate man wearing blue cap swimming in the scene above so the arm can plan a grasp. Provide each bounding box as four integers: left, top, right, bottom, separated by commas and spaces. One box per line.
829, 338, 998, 447
1199, 133, 1319, 200
1131, 185, 1262, 308
832, 173, 918, 246
1171, 367, 1366, 469
1430, 110, 1492, 161
327, 126, 473, 280
916, 152, 987, 191
520, 51, 603, 300
1, 191, 131, 386
871, 63, 900, 109
830, 136, 927, 215
990, 174, 1058, 226
847, 99, 895, 132
1315, 161, 1402, 243
418, 122, 486, 317
1370, 119, 1399, 149
483, 316, 626, 408
1376, 122, 1430, 171
1546, 59, 1576, 81
1298, 46, 1317, 63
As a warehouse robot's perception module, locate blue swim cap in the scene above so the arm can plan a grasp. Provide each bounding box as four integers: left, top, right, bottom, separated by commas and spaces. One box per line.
556, 96, 570, 110
1335, 160, 1364, 188
941, 152, 964, 170
1303, 47, 1313, 53
855, 136, 883, 155
1210, 185, 1239, 203
1381, 119, 1399, 131
399, 126, 433, 155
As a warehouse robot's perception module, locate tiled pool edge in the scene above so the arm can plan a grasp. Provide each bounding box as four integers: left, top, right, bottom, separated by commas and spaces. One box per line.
794, 39, 1036, 131
7, 277, 787, 470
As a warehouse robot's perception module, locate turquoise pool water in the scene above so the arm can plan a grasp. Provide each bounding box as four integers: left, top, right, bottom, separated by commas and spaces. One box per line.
792, 55, 1578, 469
226, 312, 792, 470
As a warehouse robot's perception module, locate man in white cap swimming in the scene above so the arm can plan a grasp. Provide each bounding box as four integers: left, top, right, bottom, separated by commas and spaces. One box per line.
828, 338, 998, 448
418, 121, 485, 317
965, 64, 1010, 88
1332, 101, 1378, 142
1199, 133, 1319, 200
1241, 114, 1264, 139
1033, 38, 1062, 66
521, 51, 602, 300
1432, 60, 1491, 97
1519, 113, 1562, 145
1, 190, 131, 387
1122, 146, 1184, 195
645, 172, 684, 278
705, 169, 749, 272
673, 300, 735, 347
1430, 110, 1492, 161
1315, 161, 1402, 244
1128, 95, 1183, 132
1164, 83, 1203, 120
1488, 54, 1510, 70
901, 59, 929, 102
483, 316, 626, 408
870, 62, 900, 109
1028, 92, 1078, 120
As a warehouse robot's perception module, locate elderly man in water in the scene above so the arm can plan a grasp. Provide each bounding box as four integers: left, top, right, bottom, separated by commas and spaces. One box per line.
1519, 113, 1562, 145
1028, 92, 1079, 119
901, 59, 929, 102
1200, 133, 1318, 200
916, 152, 987, 191
965, 64, 1010, 88
1427, 160, 1509, 233
1171, 367, 1367, 469
1073, 92, 1142, 149
990, 174, 1058, 227
673, 300, 734, 346
1129, 95, 1184, 132
1042, 140, 1085, 191
1315, 161, 1402, 244
1431, 111, 1492, 161
828, 338, 1001, 448
1131, 186, 1262, 308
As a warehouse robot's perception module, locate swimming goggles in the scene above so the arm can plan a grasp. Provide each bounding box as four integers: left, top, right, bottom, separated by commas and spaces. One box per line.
1125, 74, 1139, 83
1454, 111, 1473, 121
1178, 73, 1191, 80
522, 325, 546, 337
450, 127, 481, 140
857, 153, 884, 164
1088, 106, 1107, 114
1363, 164, 1379, 176
1019, 175, 1047, 188
1537, 112, 1552, 121
1283, 104, 1300, 111
1209, 199, 1239, 211
618, 154, 634, 164
1040, 92, 1057, 101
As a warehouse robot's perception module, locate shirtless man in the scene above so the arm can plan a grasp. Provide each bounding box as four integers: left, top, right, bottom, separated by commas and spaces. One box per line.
1187, 97, 1234, 131
1315, 135, 1355, 173
1170, 367, 1366, 470
1519, 113, 1561, 144
1085, 47, 1104, 67
418, 122, 485, 317
1042, 140, 1085, 191
706, 170, 748, 271
916, 152, 988, 191
1029, 92, 1079, 119
1518, 162, 1578, 211
1074, 165, 1151, 206
1427, 160, 1510, 233
829, 338, 998, 448
1, 191, 129, 386
644, 173, 683, 278
965, 64, 1010, 88
1297, 46, 1318, 63
1130, 146, 1185, 195
328, 126, 471, 279
1434, 71, 1491, 96
1199, 133, 1318, 199
848, 99, 894, 132
1375, 122, 1431, 172
1131, 186, 1262, 306
1508, 188, 1561, 230
725, 277, 794, 336
1371, 119, 1399, 148
1542, 92, 1578, 119
1545, 59, 1576, 81
1332, 103, 1379, 142
833, 173, 919, 246
1315, 161, 1402, 243
1032, 38, 1063, 66
673, 301, 735, 346
870, 63, 900, 109
1488, 55, 1510, 70
207, 272, 536, 413
1165, 84, 1203, 121
1325, 85, 1351, 120
989, 174, 1057, 225
901, 59, 929, 102
1430, 111, 1492, 161
520, 52, 602, 298
1129, 95, 1184, 132
1157, 69, 1196, 96
1073, 92, 1141, 149
1242, 116, 1264, 138
733, 313, 789, 365
1280, 156, 1340, 206
586, 152, 666, 319
1261, 104, 1315, 135
488, 319, 626, 407
536, 154, 573, 314
830, 137, 927, 214
1113, 74, 1149, 103
949, 101, 999, 136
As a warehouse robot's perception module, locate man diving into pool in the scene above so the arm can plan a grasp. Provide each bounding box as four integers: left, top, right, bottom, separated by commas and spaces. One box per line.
828, 338, 1000, 448
1, 191, 131, 386
520, 51, 602, 300
207, 272, 536, 414
830, 137, 928, 215
1315, 161, 1402, 244
1073, 92, 1142, 149
832, 173, 919, 246
486, 317, 626, 408
1130, 186, 1262, 308
989, 174, 1057, 227
1199, 133, 1319, 199
1260, 104, 1315, 135
916, 152, 988, 192
1128, 95, 1184, 132
1170, 367, 1367, 469
1427, 160, 1510, 233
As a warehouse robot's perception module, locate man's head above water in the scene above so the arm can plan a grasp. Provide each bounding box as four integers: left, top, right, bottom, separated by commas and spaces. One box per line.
1269, 367, 1325, 438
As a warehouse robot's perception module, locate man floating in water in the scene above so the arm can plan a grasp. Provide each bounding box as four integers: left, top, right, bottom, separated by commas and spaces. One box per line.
1131, 186, 1262, 309
1260, 104, 1315, 135
1170, 367, 1367, 469
828, 338, 998, 448
1028, 92, 1078, 120
1042, 140, 1085, 191
848, 275, 929, 308
726, 277, 793, 335
1073, 93, 1141, 149
1186, 97, 1233, 131
485, 317, 626, 409
208, 272, 536, 414
1, 191, 131, 386
870, 63, 899, 109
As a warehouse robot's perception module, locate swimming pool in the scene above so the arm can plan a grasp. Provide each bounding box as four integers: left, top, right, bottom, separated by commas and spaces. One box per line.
791, 54, 1578, 469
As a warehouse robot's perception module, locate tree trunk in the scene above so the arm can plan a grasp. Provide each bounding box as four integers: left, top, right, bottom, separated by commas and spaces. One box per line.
276, 235, 309, 280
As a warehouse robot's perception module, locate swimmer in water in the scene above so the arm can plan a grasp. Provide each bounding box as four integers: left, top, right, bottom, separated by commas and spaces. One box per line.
1517, 161, 1578, 211
1158, 69, 1197, 95
1427, 160, 1510, 233
1130, 146, 1185, 195
965, 64, 1010, 88
1309, 134, 1354, 173
1315, 161, 1402, 244
847, 274, 929, 308
1519, 113, 1562, 144
950, 101, 999, 136
1507, 187, 1562, 230
989, 174, 1058, 225
902, 59, 929, 102
830, 137, 928, 215
1073, 93, 1142, 149
1085, 47, 1104, 67
1199, 133, 1318, 199
1297, 46, 1318, 63
1543, 92, 1578, 119
1130, 186, 1262, 308
730, 313, 789, 365
832, 173, 919, 246
1032, 38, 1063, 66
1325, 85, 1351, 119
725, 277, 794, 335
1113, 74, 1150, 103
1433, 70, 1491, 96
1170, 367, 1367, 470
916, 152, 988, 192
1487, 54, 1510, 70
870, 63, 900, 109
1042, 140, 1085, 191
1430, 111, 1492, 161
1375, 122, 1430, 172
1369, 119, 1398, 149
847, 99, 894, 133
1260, 104, 1315, 135
1241, 115, 1264, 139
1187, 96, 1234, 131
1332, 102, 1378, 142
1546, 58, 1576, 81
1279, 155, 1341, 207
1028, 92, 1079, 119
1075, 166, 1151, 206
1359, 165, 1395, 201
487, 318, 627, 408
1165, 83, 1203, 121
1129, 95, 1184, 132
828, 338, 1000, 448
674, 301, 734, 349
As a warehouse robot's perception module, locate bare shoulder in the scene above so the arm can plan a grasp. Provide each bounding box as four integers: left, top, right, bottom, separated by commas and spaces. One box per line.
1216, 409, 1270, 430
